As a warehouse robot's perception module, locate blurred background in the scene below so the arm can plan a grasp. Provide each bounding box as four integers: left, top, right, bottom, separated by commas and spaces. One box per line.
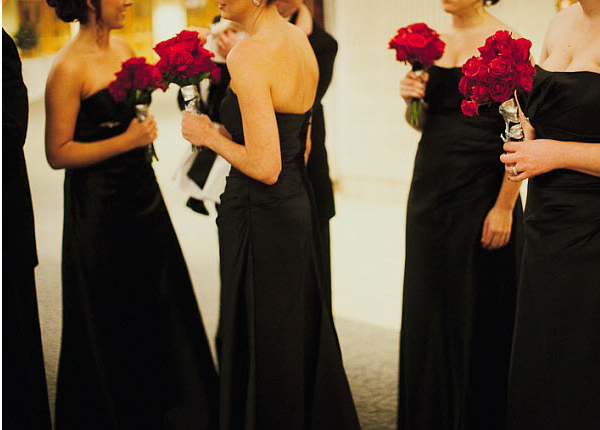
3, 0, 570, 428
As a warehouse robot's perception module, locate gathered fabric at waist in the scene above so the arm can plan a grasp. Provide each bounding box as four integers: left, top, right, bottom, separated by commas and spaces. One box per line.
222, 161, 308, 206
525, 171, 600, 225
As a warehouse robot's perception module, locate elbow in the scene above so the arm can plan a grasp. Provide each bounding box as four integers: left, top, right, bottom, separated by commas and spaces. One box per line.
258, 166, 281, 185
46, 151, 66, 170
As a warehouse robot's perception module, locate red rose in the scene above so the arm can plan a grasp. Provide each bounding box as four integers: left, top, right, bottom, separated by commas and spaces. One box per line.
108, 80, 127, 103
389, 23, 445, 69
461, 99, 479, 116
478, 43, 496, 62
488, 56, 514, 79
169, 47, 194, 70
462, 56, 485, 78
405, 32, 428, 50
408, 23, 429, 33
210, 66, 221, 84
488, 81, 513, 103
515, 71, 533, 92
514, 38, 532, 63
176, 30, 201, 52
133, 73, 150, 91
153, 38, 176, 58
471, 82, 490, 103
458, 76, 473, 96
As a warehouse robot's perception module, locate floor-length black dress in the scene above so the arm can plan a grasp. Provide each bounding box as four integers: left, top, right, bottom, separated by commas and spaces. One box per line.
55, 89, 219, 430
216, 88, 361, 430
507, 66, 600, 430
398, 66, 523, 430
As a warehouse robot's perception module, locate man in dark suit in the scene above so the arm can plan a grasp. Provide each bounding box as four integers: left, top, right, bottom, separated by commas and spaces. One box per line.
3, 28, 52, 430
277, 0, 338, 303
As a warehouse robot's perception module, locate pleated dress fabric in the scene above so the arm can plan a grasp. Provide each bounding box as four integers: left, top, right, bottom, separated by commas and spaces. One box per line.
508, 66, 600, 430
216, 88, 361, 430
398, 65, 523, 430
55, 89, 219, 430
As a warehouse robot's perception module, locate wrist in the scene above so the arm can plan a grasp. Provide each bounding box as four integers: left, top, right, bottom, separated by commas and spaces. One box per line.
492, 202, 514, 212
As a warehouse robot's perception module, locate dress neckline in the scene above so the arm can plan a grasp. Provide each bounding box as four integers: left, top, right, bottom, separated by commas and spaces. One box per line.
226, 87, 311, 117
81, 87, 110, 103
535, 64, 600, 76
431, 64, 462, 71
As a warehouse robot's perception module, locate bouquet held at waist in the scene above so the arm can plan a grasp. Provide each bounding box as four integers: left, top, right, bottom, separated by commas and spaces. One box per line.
388, 22, 445, 129
459, 30, 536, 143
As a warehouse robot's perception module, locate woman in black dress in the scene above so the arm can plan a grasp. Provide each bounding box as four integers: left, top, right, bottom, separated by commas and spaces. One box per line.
501, 2, 600, 428
397, 1, 523, 429
276, 0, 339, 300
181, 1, 360, 429
44, 1, 218, 428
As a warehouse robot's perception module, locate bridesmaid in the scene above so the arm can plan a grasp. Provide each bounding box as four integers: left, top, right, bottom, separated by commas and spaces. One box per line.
44, 1, 218, 428
397, 1, 523, 429
501, 1, 600, 428
276, 0, 339, 300
181, 1, 360, 429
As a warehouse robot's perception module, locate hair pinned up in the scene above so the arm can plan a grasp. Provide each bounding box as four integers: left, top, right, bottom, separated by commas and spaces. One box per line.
46, 0, 102, 25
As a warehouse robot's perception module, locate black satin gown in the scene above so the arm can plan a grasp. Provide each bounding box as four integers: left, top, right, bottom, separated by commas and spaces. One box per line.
55, 89, 219, 430
398, 66, 523, 430
216, 88, 361, 430
508, 66, 600, 430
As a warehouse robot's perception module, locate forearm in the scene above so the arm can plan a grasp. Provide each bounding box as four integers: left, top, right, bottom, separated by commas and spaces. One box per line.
46, 134, 136, 170
205, 131, 280, 184
550, 140, 600, 177
493, 172, 521, 210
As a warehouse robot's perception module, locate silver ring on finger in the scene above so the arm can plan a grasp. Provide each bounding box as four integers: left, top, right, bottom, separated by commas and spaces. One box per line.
512, 165, 519, 176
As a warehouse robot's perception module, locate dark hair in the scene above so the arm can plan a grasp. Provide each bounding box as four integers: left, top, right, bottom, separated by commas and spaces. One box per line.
484, 0, 501, 5
45, 0, 101, 24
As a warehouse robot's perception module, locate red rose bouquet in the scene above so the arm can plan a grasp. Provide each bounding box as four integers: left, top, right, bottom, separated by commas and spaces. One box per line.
389, 23, 445, 128
153, 29, 220, 99
153, 30, 220, 151
108, 57, 168, 161
459, 30, 535, 142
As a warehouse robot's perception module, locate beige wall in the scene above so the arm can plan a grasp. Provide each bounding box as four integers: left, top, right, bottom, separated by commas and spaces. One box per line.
322, 0, 557, 198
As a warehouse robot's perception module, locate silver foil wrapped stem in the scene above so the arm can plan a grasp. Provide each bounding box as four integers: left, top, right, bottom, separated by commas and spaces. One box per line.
181, 84, 202, 151
499, 97, 524, 142
135, 103, 149, 121
135, 103, 158, 161
181, 84, 200, 114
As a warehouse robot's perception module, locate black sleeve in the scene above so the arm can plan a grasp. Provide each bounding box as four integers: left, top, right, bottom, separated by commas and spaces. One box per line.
309, 22, 338, 107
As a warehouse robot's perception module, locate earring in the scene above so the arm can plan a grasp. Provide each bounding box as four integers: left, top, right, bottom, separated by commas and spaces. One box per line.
253, 0, 260, 5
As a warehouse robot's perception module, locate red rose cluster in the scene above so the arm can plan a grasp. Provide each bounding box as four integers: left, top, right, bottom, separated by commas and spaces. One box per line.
154, 30, 220, 87
459, 30, 535, 116
108, 57, 167, 105
388, 23, 445, 70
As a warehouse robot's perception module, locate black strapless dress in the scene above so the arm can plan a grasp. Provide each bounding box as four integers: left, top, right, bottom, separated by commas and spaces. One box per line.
398, 66, 523, 430
216, 88, 361, 430
508, 67, 600, 430
55, 89, 219, 430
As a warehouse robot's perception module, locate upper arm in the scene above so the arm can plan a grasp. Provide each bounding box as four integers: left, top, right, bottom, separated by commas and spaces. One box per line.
44, 57, 84, 160
227, 42, 281, 172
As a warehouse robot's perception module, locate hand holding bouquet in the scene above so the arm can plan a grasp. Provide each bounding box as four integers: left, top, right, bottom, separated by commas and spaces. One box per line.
154, 30, 220, 151
459, 30, 535, 142
109, 57, 167, 161
389, 23, 445, 128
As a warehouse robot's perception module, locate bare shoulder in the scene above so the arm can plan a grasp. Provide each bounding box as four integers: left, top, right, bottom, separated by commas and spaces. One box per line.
46, 44, 85, 94
110, 34, 134, 57
226, 37, 271, 90
227, 37, 269, 74
486, 15, 523, 39
544, 3, 581, 42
